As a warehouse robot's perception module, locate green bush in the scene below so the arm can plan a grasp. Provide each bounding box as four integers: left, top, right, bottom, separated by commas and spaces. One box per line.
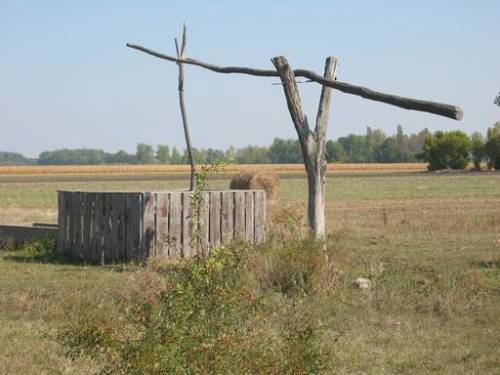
419, 130, 471, 171
485, 122, 500, 170
59, 239, 337, 374
470, 132, 486, 170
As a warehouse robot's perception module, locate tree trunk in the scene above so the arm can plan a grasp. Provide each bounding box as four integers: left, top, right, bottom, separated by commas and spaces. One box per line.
272, 56, 337, 238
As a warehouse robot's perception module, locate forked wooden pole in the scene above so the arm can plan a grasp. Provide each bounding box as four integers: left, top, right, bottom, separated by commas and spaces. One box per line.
175, 24, 195, 190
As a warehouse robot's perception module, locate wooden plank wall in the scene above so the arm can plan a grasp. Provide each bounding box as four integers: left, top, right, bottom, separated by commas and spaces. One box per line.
57, 190, 266, 263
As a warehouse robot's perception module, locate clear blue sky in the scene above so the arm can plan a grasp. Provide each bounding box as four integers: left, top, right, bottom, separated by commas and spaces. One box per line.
1, 0, 499, 157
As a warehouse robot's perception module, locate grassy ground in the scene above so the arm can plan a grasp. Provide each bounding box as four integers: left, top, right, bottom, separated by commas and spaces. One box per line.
0, 170, 499, 373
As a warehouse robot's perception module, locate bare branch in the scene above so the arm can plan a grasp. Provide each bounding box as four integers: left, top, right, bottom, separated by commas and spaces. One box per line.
271, 56, 311, 145
126, 43, 463, 120
181, 22, 187, 56
174, 38, 180, 59
315, 56, 337, 138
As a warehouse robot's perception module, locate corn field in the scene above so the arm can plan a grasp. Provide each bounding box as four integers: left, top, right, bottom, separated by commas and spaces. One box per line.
0, 163, 428, 175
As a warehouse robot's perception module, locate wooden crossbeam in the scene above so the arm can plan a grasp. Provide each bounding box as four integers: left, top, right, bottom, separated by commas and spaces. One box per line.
126, 43, 463, 120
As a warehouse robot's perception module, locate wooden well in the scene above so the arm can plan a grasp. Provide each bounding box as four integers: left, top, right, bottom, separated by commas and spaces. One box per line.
57, 190, 266, 263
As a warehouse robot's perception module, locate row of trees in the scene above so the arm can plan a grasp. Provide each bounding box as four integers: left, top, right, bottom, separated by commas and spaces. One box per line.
31, 125, 439, 165
2, 124, 498, 168
0, 151, 34, 165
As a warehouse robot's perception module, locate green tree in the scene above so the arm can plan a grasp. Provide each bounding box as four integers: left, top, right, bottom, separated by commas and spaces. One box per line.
337, 134, 366, 163
170, 146, 183, 164
38, 149, 106, 165
364, 127, 386, 162
205, 148, 226, 164
485, 122, 500, 169
106, 150, 137, 164
0, 151, 32, 165
268, 138, 302, 163
156, 145, 170, 164
224, 145, 236, 163
235, 145, 270, 163
407, 128, 431, 161
395, 125, 411, 162
470, 132, 485, 170
374, 137, 399, 163
136, 143, 156, 164
494, 91, 500, 106
419, 130, 471, 170
325, 140, 344, 162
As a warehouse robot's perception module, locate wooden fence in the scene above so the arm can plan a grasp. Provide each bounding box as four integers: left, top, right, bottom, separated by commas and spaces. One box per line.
57, 190, 266, 263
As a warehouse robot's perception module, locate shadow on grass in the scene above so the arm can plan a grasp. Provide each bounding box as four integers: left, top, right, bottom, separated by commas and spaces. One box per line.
0, 238, 135, 271
470, 259, 500, 269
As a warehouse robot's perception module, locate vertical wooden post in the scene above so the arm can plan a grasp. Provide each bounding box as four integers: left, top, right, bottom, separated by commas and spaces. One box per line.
272, 56, 337, 239
175, 24, 196, 190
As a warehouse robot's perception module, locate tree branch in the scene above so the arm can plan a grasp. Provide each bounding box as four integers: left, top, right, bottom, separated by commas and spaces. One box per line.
271, 56, 310, 136
126, 43, 463, 120
315, 56, 337, 138
271, 56, 313, 165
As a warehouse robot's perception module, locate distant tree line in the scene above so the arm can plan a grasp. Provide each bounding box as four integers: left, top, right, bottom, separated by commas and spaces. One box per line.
0, 151, 34, 165
1, 124, 499, 169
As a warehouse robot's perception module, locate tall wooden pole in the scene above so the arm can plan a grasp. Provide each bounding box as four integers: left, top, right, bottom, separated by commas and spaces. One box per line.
175, 24, 195, 190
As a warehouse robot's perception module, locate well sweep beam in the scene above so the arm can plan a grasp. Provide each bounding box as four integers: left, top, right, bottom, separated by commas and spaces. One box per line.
126, 43, 463, 121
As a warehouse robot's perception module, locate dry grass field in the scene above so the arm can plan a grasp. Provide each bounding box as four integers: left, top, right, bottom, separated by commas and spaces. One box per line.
0, 166, 499, 373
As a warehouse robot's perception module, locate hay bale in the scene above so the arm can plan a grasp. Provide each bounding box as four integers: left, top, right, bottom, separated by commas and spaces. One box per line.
229, 172, 280, 200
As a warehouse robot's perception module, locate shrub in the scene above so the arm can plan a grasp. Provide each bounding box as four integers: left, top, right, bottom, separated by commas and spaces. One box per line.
419, 130, 471, 171
484, 122, 500, 170
60, 239, 337, 373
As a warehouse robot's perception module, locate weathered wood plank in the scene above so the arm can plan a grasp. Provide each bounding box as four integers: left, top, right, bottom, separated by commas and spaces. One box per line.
62, 192, 70, 253
169, 192, 182, 258
57, 192, 65, 252
142, 192, 156, 261
198, 191, 210, 257
209, 192, 221, 249
57, 192, 63, 252
254, 191, 266, 243
245, 191, 255, 243
86, 193, 96, 262
111, 194, 126, 262
102, 193, 113, 263
94, 193, 105, 263
155, 193, 170, 257
221, 191, 234, 244
72, 192, 82, 259
234, 191, 245, 240
182, 193, 193, 258
67, 192, 75, 257
125, 193, 142, 261
82, 193, 92, 260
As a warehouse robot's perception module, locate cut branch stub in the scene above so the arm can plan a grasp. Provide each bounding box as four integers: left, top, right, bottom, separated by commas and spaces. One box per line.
315, 56, 337, 139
